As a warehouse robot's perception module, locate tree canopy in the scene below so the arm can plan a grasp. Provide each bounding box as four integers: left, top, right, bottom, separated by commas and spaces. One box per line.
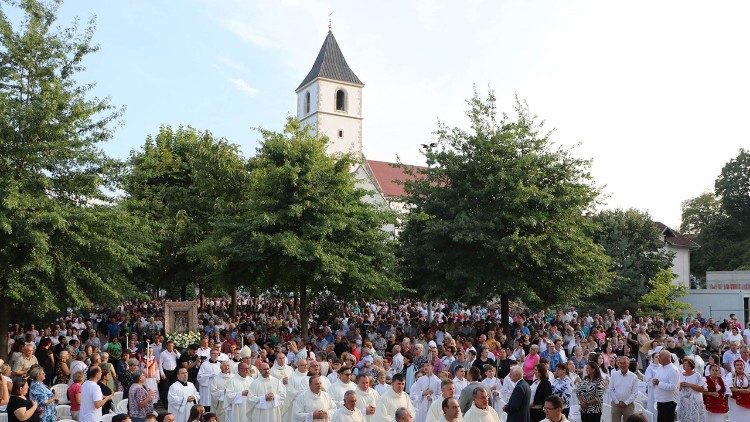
0, 0, 151, 359
121, 126, 250, 299
588, 208, 674, 314
399, 91, 612, 328
209, 118, 401, 338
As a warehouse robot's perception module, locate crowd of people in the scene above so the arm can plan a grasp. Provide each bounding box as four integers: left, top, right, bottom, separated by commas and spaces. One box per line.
2, 297, 750, 422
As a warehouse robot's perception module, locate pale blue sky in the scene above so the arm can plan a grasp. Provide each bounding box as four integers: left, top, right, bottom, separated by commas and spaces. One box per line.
12, 0, 750, 228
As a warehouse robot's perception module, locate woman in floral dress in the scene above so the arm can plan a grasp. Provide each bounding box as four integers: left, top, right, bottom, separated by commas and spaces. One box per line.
576, 362, 605, 422
677, 357, 706, 422
28, 366, 57, 422
551, 363, 573, 417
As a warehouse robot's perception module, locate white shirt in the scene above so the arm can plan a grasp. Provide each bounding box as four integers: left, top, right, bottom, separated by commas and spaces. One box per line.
160, 350, 180, 374
652, 364, 680, 403
79, 380, 103, 422
607, 370, 638, 405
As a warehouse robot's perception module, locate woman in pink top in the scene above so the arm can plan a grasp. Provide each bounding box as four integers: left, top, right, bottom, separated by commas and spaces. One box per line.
523, 344, 540, 381
67, 371, 84, 421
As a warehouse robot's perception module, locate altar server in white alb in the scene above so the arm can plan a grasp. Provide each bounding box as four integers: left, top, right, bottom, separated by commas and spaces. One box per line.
332, 391, 366, 422
211, 361, 234, 422
410, 363, 442, 422
374, 374, 415, 422
249, 362, 287, 422
226, 362, 256, 422
292, 375, 337, 422
426, 380, 459, 422
354, 374, 380, 422
198, 349, 222, 411
168, 368, 200, 422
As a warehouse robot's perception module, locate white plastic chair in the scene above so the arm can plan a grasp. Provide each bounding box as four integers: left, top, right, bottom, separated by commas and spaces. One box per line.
115, 398, 129, 414
102, 414, 114, 422
56, 404, 72, 420
58, 419, 77, 422
601, 403, 613, 422
52, 383, 69, 405
0, 411, 8, 422
112, 391, 124, 408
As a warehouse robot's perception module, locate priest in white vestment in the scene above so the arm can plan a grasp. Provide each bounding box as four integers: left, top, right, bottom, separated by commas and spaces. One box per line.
236, 346, 260, 378
329, 366, 357, 406
226, 362, 256, 422
309, 361, 331, 392
211, 361, 233, 422
426, 381, 460, 422
462, 389, 499, 422
286, 359, 311, 422
248, 363, 287, 422
374, 374, 416, 422
292, 376, 337, 422
168, 368, 201, 422
198, 349, 222, 410
332, 391, 366, 422
271, 352, 294, 385
354, 374, 380, 422
440, 398, 462, 422
410, 364, 442, 422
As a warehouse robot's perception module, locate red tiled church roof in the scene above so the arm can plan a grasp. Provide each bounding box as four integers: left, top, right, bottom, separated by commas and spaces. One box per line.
654, 222, 700, 249
366, 160, 425, 198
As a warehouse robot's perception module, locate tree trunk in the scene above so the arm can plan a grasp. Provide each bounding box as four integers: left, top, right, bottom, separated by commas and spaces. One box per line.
300, 279, 309, 341
199, 284, 204, 308
0, 304, 8, 361
501, 294, 510, 347
293, 292, 299, 312
180, 284, 187, 301
230, 287, 238, 318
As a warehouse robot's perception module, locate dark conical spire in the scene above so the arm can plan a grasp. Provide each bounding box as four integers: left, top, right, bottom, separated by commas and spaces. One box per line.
296, 31, 363, 91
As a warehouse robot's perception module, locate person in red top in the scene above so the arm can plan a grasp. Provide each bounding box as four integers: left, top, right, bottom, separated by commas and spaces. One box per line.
703, 363, 728, 422
67, 371, 85, 420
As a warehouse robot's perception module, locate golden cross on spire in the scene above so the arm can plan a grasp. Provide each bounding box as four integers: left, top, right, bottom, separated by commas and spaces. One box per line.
328, 11, 332, 31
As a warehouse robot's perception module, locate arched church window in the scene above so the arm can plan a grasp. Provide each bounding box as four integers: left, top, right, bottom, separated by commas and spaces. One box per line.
304, 92, 311, 114
335, 89, 346, 111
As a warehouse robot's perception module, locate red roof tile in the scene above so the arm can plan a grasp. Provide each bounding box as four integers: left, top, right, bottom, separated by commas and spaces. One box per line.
654, 221, 700, 249
366, 160, 425, 198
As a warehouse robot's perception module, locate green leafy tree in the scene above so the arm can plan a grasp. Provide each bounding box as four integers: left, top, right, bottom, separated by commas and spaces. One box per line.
679, 192, 722, 236
121, 126, 250, 300
639, 268, 690, 319
715, 149, 750, 224
210, 118, 401, 339
687, 150, 750, 277
588, 209, 673, 314
399, 91, 612, 334
0, 0, 151, 359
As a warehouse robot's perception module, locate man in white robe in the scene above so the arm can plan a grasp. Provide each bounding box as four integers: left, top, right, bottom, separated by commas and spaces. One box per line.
410, 363, 442, 422
426, 381, 459, 422
354, 374, 380, 422
225, 362, 255, 422
374, 374, 415, 422
236, 346, 260, 378
440, 398, 461, 422
211, 361, 233, 422
332, 391, 366, 422
198, 349, 222, 411
329, 366, 357, 406
168, 368, 200, 422
286, 359, 311, 422
309, 361, 331, 392
462, 388, 499, 422
248, 362, 287, 422
292, 376, 337, 422
272, 352, 294, 386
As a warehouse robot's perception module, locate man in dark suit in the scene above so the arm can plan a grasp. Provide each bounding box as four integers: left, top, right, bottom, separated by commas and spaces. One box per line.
503, 366, 531, 422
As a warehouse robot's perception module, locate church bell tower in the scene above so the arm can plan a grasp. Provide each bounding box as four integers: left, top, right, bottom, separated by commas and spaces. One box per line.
296, 30, 364, 157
